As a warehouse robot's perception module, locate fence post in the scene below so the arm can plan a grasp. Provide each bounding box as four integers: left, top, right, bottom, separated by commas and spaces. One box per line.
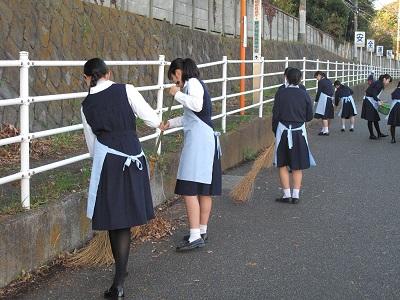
19, 51, 30, 209
221, 56, 227, 133
285, 56, 289, 69
352, 63, 355, 86
335, 61, 338, 81
302, 57, 306, 86
316, 58, 320, 90
258, 56, 265, 118
342, 61, 345, 83
347, 62, 351, 85
156, 55, 165, 154
326, 59, 330, 79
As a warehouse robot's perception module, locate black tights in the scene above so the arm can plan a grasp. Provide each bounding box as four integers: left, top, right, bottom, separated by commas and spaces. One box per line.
108, 228, 131, 288
390, 126, 396, 139
367, 121, 382, 136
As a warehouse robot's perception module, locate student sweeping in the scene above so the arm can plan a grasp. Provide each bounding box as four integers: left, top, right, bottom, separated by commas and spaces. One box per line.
272, 68, 316, 204
81, 58, 160, 298
334, 80, 357, 132
314, 71, 335, 136
361, 74, 391, 140
388, 81, 400, 143
161, 58, 222, 251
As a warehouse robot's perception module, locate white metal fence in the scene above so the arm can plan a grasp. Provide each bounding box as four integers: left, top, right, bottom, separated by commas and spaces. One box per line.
0, 51, 399, 209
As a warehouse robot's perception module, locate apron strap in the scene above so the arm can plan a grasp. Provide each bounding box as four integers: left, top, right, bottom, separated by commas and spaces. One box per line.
214, 131, 222, 158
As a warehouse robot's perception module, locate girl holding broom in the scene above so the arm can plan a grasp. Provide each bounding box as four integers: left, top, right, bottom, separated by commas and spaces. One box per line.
272, 68, 315, 204
314, 71, 335, 136
361, 74, 391, 140
81, 58, 161, 298
387, 81, 400, 143
334, 80, 357, 132
160, 58, 222, 252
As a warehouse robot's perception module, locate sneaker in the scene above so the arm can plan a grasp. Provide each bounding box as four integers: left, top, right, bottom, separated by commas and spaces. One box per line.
176, 238, 205, 252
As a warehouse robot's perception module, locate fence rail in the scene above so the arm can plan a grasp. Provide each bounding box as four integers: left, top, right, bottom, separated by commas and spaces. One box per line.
0, 51, 399, 209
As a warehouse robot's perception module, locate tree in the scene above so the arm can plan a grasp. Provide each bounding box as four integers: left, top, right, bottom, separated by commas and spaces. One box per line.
370, 2, 397, 51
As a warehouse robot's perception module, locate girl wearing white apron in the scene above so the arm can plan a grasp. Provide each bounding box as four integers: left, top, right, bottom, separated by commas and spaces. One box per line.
272, 68, 315, 204
361, 74, 391, 140
162, 58, 222, 252
81, 58, 160, 298
314, 71, 335, 136
388, 82, 400, 143
334, 80, 357, 132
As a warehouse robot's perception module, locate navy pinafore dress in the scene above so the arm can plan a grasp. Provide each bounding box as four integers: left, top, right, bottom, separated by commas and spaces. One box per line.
82, 84, 154, 230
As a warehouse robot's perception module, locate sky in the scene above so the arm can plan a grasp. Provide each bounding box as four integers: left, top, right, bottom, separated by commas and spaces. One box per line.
374, 0, 396, 10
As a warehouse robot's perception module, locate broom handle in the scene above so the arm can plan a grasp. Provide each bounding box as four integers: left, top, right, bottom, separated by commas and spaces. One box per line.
155, 95, 175, 153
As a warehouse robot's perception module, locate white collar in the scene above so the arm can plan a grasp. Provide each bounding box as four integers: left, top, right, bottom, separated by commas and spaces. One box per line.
89, 79, 114, 94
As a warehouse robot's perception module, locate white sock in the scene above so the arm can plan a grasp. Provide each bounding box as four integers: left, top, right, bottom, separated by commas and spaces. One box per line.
283, 188, 291, 198
199, 224, 207, 235
292, 189, 300, 199
189, 228, 201, 243
350, 124, 354, 129
342, 124, 345, 129
323, 127, 329, 133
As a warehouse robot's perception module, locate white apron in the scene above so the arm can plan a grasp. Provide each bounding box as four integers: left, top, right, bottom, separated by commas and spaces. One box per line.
177, 108, 222, 184
315, 92, 333, 116
274, 122, 316, 167
364, 96, 379, 111
386, 99, 400, 120
338, 95, 357, 117
87, 139, 147, 219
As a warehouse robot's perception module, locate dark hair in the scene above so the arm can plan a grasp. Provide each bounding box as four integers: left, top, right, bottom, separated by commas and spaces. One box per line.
167, 58, 200, 82
314, 71, 326, 78
334, 80, 341, 87
83, 58, 109, 87
379, 74, 392, 82
284, 67, 293, 76
397, 81, 400, 88
286, 68, 302, 85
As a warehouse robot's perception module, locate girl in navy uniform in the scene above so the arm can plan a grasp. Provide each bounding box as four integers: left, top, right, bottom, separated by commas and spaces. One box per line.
334, 80, 357, 132
278, 67, 307, 92
361, 74, 391, 140
272, 68, 315, 204
81, 58, 160, 298
314, 71, 335, 136
388, 81, 400, 143
161, 58, 222, 251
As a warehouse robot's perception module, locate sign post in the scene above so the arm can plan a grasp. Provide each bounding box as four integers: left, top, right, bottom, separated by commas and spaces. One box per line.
354, 31, 365, 64
253, 0, 262, 104
367, 39, 375, 67
377, 45, 384, 72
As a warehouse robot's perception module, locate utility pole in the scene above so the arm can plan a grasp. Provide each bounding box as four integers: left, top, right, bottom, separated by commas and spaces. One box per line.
397, 0, 400, 60
354, 0, 358, 59
240, 0, 246, 115
298, 0, 306, 42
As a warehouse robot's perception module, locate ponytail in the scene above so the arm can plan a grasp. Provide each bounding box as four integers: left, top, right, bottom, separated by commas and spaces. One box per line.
83, 58, 109, 89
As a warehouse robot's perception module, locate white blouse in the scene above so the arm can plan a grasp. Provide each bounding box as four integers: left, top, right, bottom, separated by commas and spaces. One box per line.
81, 79, 160, 156
168, 78, 204, 128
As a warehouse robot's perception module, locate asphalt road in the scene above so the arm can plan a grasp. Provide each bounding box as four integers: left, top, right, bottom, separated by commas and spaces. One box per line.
10, 95, 400, 300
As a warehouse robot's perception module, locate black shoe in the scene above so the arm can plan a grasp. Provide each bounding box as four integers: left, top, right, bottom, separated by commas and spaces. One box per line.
378, 133, 388, 138
104, 286, 124, 298
176, 238, 205, 252
323, 132, 330, 136
391, 138, 396, 143
275, 197, 291, 203
341, 128, 345, 132
349, 128, 354, 132
369, 135, 378, 140
183, 233, 208, 242
318, 132, 324, 136
291, 198, 300, 204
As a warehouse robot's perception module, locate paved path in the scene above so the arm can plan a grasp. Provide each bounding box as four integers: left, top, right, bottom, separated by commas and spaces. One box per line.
11, 94, 400, 300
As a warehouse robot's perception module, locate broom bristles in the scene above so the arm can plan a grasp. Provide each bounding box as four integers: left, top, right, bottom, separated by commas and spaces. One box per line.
230, 142, 275, 203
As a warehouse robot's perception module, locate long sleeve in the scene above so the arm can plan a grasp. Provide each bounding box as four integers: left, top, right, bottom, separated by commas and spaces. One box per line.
126, 84, 160, 128
334, 88, 340, 106
168, 116, 183, 128
174, 78, 204, 112
272, 91, 280, 135
81, 108, 96, 157
315, 80, 322, 102
305, 93, 314, 122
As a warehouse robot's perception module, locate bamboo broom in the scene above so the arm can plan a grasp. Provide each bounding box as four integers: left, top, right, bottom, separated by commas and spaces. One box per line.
67, 91, 177, 267
230, 142, 275, 203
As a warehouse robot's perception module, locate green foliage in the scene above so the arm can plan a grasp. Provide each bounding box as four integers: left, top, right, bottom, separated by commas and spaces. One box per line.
370, 2, 397, 51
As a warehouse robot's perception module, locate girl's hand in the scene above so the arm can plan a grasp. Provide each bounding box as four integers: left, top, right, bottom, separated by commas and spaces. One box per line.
169, 85, 180, 96
159, 121, 170, 131
378, 101, 383, 106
